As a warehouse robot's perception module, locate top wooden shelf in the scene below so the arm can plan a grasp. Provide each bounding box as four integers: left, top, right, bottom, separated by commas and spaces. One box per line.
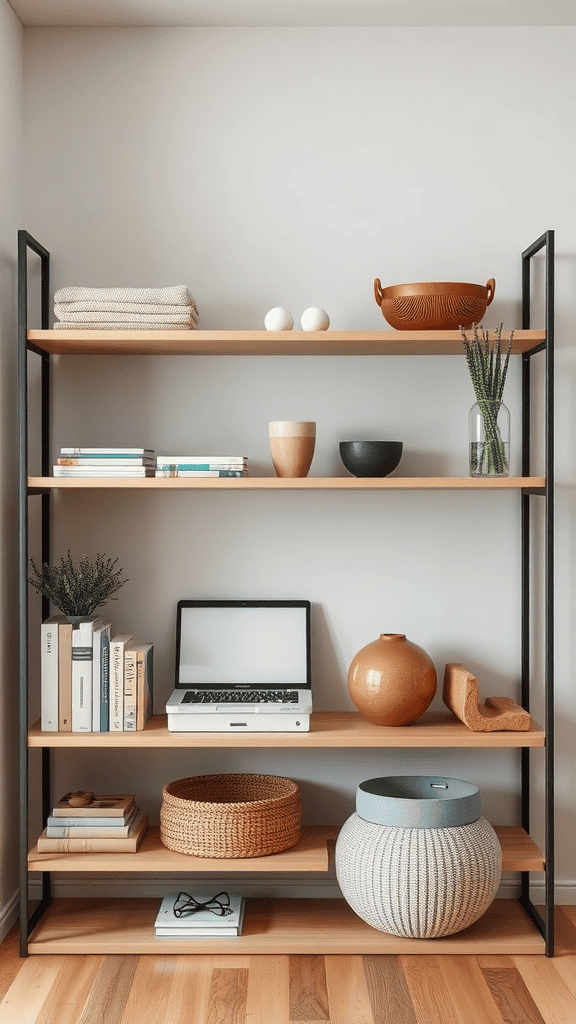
26, 329, 546, 357
28, 711, 545, 748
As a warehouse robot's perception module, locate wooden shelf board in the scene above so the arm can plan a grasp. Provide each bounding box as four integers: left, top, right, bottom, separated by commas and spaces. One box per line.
27, 328, 545, 357
28, 824, 334, 874
496, 826, 545, 872
28, 711, 545, 748
28, 476, 546, 491
26, 897, 544, 955
26, 824, 542, 875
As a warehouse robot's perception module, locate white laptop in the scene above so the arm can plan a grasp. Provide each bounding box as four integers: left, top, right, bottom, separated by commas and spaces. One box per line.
166, 600, 312, 732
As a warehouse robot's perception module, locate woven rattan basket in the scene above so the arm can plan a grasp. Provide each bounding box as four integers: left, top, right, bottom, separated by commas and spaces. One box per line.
160, 773, 302, 858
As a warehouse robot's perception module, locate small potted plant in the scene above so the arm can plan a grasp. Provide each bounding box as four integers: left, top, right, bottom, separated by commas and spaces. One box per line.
461, 323, 514, 477
28, 550, 128, 621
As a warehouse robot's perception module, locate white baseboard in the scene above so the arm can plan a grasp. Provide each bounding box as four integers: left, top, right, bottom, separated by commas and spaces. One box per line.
0, 890, 19, 944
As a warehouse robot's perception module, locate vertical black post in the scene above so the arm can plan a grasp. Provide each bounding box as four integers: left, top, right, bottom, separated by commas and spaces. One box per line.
520, 350, 531, 907
544, 231, 555, 957
18, 230, 51, 956
17, 232, 29, 958
520, 252, 532, 909
521, 230, 554, 957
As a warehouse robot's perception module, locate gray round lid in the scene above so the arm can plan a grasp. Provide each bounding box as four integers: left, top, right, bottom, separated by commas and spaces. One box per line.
356, 775, 481, 829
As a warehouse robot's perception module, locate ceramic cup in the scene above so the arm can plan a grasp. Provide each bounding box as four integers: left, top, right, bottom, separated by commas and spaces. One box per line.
269, 421, 316, 478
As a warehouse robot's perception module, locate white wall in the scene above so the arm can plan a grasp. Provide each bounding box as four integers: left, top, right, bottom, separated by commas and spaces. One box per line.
22, 26, 576, 900
0, 0, 23, 940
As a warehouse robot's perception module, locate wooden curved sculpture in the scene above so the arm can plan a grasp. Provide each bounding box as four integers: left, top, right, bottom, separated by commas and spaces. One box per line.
443, 663, 531, 732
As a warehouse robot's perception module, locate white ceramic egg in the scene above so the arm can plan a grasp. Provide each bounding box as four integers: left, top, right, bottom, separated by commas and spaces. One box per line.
264, 307, 294, 331
300, 307, 330, 331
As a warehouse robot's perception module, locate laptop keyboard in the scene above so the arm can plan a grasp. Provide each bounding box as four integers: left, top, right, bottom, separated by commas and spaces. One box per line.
182, 689, 299, 704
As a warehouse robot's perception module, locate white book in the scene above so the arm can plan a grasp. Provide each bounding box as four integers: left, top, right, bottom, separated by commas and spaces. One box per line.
155, 469, 248, 478
57, 457, 155, 466
46, 805, 138, 837
154, 893, 245, 936
60, 448, 154, 456
110, 634, 133, 731
156, 456, 247, 465
123, 643, 139, 731
92, 622, 111, 731
40, 614, 66, 732
53, 466, 155, 477
71, 617, 102, 732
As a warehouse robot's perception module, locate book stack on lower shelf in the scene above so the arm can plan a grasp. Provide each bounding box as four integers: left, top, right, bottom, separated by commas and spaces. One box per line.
41, 616, 153, 733
53, 447, 155, 478
37, 794, 148, 853
154, 892, 246, 938
155, 455, 248, 478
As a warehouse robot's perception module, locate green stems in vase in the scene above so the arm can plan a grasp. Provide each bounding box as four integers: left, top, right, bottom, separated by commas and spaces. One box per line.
461, 324, 514, 478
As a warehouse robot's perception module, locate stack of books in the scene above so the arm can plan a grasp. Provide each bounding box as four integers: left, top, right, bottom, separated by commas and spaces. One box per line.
36, 794, 148, 853
155, 455, 248, 478
41, 616, 153, 734
154, 892, 246, 938
53, 447, 155, 478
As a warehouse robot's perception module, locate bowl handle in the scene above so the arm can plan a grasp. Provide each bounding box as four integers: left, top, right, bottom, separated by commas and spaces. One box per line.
485, 278, 496, 306
374, 278, 384, 307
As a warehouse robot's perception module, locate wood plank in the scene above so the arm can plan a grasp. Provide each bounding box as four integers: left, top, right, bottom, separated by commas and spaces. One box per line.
512, 955, 576, 1024
0, 955, 64, 1024
76, 955, 138, 1024
28, 475, 545, 491
0, 925, 23, 1001
435, 958, 505, 1024
363, 955, 417, 1024
115, 954, 179, 1024
495, 827, 545, 872
25, 824, 542, 880
160, 957, 214, 1024
479, 963, 546, 1024
207, 968, 248, 1024
400, 955, 461, 1024
245, 956, 290, 1024
324, 955, 375, 1024
547, 909, 576, 996
26, 328, 545, 357
34, 955, 102, 1024
26, 898, 545, 956
289, 955, 329, 1021
28, 711, 545, 748
28, 824, 333, 873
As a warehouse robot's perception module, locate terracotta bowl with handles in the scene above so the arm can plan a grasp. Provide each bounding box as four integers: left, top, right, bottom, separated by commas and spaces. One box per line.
374, 278, 495, 331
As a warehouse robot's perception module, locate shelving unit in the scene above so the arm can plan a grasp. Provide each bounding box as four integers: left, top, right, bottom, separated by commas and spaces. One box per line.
18, 230, 555, 957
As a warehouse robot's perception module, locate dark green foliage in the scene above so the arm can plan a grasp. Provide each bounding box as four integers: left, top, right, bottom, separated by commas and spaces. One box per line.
28, 551, 128, 616
461, 324, 514, 476
460, 323, 514, 405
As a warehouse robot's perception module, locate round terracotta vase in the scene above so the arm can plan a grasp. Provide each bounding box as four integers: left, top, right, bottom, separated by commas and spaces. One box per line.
348, 633, 437, 726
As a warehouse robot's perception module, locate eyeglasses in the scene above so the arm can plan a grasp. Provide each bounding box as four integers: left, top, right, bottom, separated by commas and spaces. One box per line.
172, 890, 233, 918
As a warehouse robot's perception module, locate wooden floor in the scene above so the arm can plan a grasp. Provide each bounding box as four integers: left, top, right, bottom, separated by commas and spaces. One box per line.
1, 908, 576, 1024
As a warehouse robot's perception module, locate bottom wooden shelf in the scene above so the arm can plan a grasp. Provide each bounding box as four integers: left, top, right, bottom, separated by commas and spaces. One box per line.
27, 897, 544, 955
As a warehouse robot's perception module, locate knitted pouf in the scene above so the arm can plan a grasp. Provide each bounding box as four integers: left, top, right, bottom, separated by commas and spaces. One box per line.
335, 811, 501, 938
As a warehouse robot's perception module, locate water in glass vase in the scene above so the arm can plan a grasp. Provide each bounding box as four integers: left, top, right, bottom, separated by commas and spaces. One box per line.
469, 400, 510, 477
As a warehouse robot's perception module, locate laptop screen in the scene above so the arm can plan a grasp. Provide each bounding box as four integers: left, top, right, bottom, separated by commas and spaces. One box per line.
175, 600, 311, 689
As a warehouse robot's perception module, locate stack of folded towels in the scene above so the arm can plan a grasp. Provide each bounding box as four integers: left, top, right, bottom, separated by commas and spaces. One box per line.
53, 285, 198, 330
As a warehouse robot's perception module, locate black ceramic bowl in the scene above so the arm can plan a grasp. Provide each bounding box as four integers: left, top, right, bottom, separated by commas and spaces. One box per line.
339, 440, 403, 477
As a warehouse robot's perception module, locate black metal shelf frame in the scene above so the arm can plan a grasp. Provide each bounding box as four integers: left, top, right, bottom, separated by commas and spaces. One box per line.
520, 229, 555, 956
17, 230, 555, 956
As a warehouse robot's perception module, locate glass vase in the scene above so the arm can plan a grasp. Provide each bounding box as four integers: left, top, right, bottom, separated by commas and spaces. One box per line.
469, 400, 510, 477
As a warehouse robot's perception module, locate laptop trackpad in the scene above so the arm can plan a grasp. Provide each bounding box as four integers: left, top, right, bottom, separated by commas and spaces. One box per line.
216, 704, 257, 712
